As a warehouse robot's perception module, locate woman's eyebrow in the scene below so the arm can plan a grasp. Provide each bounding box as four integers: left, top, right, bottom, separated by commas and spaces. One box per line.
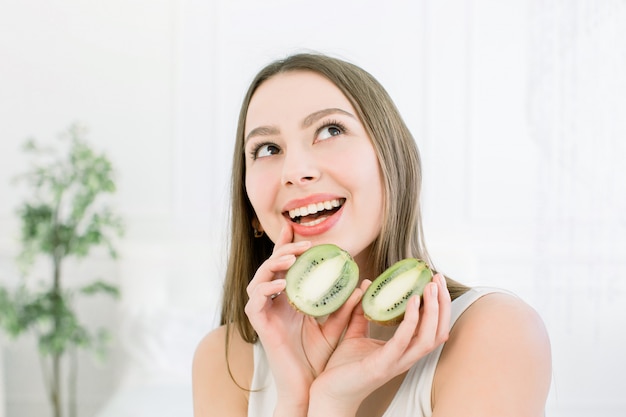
302, 108, 355, 128
245, 125, 279, 143
245, 108, 355, 143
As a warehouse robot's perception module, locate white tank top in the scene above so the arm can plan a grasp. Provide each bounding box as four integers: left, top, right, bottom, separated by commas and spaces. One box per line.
248, 287, 509, 416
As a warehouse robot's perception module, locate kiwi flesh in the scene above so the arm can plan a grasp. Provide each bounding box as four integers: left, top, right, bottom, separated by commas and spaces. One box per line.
362, 258, 433, 325
285, 243, 359, 317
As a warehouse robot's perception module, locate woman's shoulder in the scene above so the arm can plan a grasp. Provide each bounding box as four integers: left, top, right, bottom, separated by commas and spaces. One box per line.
432, 290, 552, 416
193, 324, 254, 383
194, 323, 252, 357
451, 290, 551, 346
192, 324, 254, 416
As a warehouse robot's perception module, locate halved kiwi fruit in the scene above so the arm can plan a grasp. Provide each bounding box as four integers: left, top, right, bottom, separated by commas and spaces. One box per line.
285, 243, 359, 317
362, 258, 433, 325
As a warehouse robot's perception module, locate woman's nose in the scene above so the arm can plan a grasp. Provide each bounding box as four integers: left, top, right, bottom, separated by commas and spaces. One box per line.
281, 147, 320, 186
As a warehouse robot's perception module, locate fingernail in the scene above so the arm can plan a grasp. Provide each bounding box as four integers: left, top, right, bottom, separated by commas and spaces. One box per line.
278, 254, 295, 262
273, 279, 286, 286
438, 274, 446, 287
431, 282, 438, 297
295, 240, 311, 247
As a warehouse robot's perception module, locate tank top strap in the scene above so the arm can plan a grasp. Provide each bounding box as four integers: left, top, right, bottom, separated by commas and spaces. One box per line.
248, 341, 277, 416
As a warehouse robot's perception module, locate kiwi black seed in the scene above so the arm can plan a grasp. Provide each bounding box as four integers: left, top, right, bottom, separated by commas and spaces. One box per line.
285, 243, 359, 317
362, 258, 433, 325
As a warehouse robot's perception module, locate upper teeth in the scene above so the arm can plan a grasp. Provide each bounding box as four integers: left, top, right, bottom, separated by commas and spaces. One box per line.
288, 199, 342, 219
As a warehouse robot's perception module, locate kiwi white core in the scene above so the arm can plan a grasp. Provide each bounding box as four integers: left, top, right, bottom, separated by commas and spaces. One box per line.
299, 255, 346, 301
371, 268, 419, 309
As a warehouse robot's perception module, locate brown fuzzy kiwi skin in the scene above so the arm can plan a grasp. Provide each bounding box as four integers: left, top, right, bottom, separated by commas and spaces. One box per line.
363, 312, 406, 327
286, 297, 321, 317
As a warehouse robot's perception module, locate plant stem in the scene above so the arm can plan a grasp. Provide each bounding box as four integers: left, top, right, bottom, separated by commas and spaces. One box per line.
69, 347, 77, 417
52, 261, 62, 417
52, 353, 62, 417
51, 192, 63, 417
37, 345, 53, 407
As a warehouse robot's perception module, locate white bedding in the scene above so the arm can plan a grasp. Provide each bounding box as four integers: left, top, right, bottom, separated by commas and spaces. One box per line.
92, 240, 222, 417
94, 382, 193, 417
94, 307, 213, 417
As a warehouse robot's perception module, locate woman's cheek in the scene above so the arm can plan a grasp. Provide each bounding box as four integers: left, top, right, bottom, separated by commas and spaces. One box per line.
246, 170, 280, 229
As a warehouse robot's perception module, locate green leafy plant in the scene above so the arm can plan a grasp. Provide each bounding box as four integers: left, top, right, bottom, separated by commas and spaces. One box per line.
0, 123, 124, 417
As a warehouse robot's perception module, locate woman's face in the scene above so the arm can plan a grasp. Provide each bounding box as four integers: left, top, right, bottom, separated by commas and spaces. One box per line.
244, 70, 384, 266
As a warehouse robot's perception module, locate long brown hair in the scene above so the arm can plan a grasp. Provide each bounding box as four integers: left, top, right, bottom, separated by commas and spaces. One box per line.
220, 52, 469, 344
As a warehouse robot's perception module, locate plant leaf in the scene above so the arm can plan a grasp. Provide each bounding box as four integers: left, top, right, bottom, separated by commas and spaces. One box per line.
80, 281, 120, 299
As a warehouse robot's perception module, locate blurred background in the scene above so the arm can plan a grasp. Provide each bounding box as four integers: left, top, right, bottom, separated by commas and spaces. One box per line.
1, 0, 625, 416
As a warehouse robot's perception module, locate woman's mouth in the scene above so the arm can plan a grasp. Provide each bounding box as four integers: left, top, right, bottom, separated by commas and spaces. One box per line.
286, 198, 345, 226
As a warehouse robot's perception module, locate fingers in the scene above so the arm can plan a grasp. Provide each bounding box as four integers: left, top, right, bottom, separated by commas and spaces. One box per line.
245, 278, 287, 318
359, 278, 373, 293
268, 223, 311, 262
246, 254, 296, 297
244, 253, 295, 322
245, 252, 296, 324
324, 284, 366, 345
382, 273, 451, 368
250, 222, 309, 299
434, 273, 451, 343
409, 273, 450, 349
380, 291, 422, 359
412, 280, 440, 343
245, 222, 312, 322
272, 222, 294, 254
341, 279, 372, 340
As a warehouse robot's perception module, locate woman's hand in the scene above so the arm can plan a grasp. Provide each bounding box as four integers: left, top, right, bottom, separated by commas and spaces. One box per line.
244, 223, 362, 416
308, 273, 452, 417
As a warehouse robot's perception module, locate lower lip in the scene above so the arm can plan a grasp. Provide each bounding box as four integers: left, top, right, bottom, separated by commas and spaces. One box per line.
290, 205, 344, 237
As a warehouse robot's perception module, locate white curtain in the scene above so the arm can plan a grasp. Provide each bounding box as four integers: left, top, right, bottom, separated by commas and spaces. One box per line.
528, 1, 626, 411
529, 0, 626, 308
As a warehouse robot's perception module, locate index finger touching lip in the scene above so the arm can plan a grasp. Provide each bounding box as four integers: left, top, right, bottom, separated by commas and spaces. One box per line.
272, 222, 294, 253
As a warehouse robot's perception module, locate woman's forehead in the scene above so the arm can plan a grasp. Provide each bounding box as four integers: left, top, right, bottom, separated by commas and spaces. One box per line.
244, 71, 356, 134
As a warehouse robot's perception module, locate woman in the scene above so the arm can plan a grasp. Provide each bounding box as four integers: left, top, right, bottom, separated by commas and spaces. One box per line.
192, 53, 552, 416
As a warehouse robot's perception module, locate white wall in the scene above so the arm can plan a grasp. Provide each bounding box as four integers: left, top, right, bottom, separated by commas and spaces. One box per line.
1, 1, 625, 416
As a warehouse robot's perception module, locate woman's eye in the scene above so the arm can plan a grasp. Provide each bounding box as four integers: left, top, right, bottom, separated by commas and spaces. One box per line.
317, 125, 343, 140
253, 143, 281, 159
